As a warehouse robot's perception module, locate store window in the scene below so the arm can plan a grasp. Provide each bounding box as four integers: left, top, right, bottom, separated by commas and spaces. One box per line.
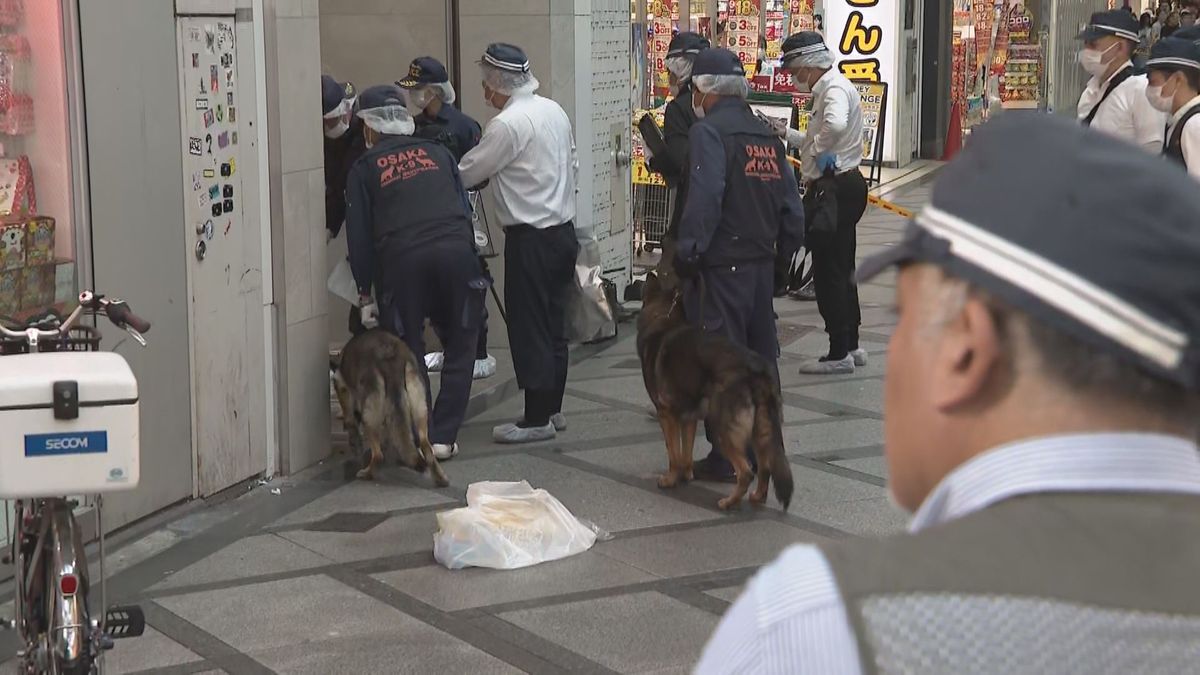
0, 0, 78, 323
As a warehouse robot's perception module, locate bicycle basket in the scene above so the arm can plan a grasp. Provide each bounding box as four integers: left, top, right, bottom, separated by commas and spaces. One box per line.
0, 325, 101, 355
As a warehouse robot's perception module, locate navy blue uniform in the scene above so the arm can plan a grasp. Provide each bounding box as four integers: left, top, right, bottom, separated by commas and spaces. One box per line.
345, 134, 483, 445
676, 97, 805, 472
415, 103, 482, 163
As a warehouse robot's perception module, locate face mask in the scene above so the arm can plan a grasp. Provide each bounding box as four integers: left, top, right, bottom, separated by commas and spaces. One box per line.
692, 91, 708, 119
406, 89, 431, 116
1079, 43, 1117, 77
793, 70, 812, 93
324, 118, 349, 139
1146, 81, 1176, 112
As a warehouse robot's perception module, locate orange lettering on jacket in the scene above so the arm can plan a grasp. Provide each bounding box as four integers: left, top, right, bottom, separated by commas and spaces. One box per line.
743, 143, 782, 180
376, 147, 439, 188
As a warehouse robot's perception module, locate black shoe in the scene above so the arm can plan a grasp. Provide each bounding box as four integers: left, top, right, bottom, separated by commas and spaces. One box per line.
692, 457, 739, 484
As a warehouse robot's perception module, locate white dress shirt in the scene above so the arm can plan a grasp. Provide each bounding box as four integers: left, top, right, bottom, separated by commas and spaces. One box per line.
782, 69, 864, 181
1169, 95, 1200, 180
1077, 61, 1167, 152
693, 433, 1200, 674
458, 93, 577, 229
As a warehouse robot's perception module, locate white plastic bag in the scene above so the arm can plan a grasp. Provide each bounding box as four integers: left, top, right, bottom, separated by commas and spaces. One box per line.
327, 256, 358, 306
565, 232, 616, 344
433, 481, 610, 570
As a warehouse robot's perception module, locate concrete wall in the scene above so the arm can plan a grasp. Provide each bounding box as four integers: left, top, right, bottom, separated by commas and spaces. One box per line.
267, 0, 332, 474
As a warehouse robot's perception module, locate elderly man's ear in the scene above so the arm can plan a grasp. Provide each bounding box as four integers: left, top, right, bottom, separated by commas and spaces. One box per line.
930, 297, 1007, 414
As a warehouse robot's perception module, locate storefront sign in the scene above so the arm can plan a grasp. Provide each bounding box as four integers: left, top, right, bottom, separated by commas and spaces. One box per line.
649, 0, 672, 104
726, 0, 762, 76
825, 0, 898, 162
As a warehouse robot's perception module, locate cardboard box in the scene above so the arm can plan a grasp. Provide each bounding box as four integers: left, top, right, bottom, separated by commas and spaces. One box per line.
0, 266, 19, 316
0, 220, 23, 270
19, 263, 53, 309
23, 216, 53, 266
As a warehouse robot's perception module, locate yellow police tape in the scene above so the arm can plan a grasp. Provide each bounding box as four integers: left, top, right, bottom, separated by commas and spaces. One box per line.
783, 155, 915, 220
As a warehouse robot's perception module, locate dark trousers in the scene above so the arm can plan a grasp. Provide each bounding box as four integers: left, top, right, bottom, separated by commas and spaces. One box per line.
378, 240, 484, 446
683, 260, 779, 471
808, 169, 868, 359
504, 222, 579, 426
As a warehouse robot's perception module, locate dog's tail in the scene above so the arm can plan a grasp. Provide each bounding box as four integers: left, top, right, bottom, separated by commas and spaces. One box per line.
752, 370, 793, 510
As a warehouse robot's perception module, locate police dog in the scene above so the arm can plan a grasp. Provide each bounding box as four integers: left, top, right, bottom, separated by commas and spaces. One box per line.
330, 329, 449, 487
637, 273, 793, 510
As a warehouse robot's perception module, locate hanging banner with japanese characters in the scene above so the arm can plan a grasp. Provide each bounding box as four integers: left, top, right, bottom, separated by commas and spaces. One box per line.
726, 0, 762, 77
649, 0, 673, 104
825, 0, 898, 163
787, 0, 816, 34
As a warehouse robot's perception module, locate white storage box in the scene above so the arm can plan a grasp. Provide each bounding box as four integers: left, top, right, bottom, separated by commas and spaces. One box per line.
0, 352, 140, 499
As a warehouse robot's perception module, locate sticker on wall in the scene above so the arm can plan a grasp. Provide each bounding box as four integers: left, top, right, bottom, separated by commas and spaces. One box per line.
199, 191, 210, 209
224, 221, 232, 237
191, 172, 202, 191
220, 52, 232, 68
205, 133, 213, 154
222, 184, 233, 199
228, 107, 236, 123
231, 131, 239, 145
215, 104, 224, 122
225, 68, 234, 89
189, 26, 201, 43
188, 137, 203, 156
222, 199, 233, 214
217, 131, 229, 149
204, 25, 216, 53
227, 92, 234, 107
191, 53, 199, 68
203, 109, 215, 128
208, 185, 220, 200
220, 162, 231, 177
217, 23, 231, 51
211, 202, 222, 218
203, 219, 214, 241
209, 65, 219, 93
195, 98, 209, 110
203, 168, 215, 179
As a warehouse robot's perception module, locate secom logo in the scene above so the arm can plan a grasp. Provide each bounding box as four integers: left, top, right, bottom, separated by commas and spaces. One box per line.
25, 431, 109, 457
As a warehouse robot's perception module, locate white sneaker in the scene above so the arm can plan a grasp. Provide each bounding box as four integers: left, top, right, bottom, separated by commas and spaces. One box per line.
432, 442, 459, 460
493, 422, 556, 444
550, 412, 567, 432
851, 348, 869, 367
473, 354, 497, 380
424, 352, 445, 372
798, 355, 855, 375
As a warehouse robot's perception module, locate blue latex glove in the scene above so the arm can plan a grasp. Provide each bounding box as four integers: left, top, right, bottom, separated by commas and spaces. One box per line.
817, 152, 837, 174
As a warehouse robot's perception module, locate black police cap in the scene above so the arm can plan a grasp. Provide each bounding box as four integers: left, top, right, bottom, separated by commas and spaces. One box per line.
666, 32, 710, 58
1077, 9, 1140, 43
1147, 37, 1200, 71
1172, 25, 1200, 45
780, 31, 828, 67
321, 74, 353, 115
397, 56, 450, 89
858, 114, 1200, 392
357, 84, 405, 111
481, 43, 530, 73
692, 48, 745, 78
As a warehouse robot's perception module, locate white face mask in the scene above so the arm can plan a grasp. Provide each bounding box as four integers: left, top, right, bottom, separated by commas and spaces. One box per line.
692, 91, 708, 119
406, 88, 432, 116
324, 118, 349, 139
1079, 43, 1118, 77
1146, 81, 1177, 112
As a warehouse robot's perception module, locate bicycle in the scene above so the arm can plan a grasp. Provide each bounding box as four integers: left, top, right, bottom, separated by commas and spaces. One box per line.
0, 291, 151, 674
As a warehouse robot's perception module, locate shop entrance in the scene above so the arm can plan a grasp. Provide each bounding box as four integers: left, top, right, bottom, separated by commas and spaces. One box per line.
174, 13, 267, 496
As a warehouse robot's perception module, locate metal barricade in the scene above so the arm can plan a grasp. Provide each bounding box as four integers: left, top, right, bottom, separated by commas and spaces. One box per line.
632, 183, 672, 254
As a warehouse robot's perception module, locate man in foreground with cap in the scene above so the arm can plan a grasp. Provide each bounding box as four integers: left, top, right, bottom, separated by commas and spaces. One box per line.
322, 74, 369, 335
646, 31, 708, 273
1077, 9, 1166, 150
1146, 37, 1200, 178
397, 56, 497, 381
459, 43, 579, 445
344, 84, 485, 462
673, 48, 805, 482
773, 32, 869, 375
695, 113, 1200, 673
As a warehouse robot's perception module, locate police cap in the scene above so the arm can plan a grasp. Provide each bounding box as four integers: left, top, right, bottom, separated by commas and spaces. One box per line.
397, 57, 450, 89
321, 74, 353, 115
1174, 26, 1200, 44
780, 31, 828, 67
481, 43, 530, 73
857, 114, 1200, 392
1147, 37, 1200, 71
666, 32, 710, 58
692, 48, 745, 78
357, 84, 405, 111
1077, 9, 1140, 43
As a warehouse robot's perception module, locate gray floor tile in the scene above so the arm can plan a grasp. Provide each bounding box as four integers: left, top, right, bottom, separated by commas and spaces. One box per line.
277, 512, 439, 563
469, 392, 607, 426
786, 419, 885, 456
599, 520, 821, 577
271, 481, 457, 527
157, 575, 518, 674
791, 379, 884, 413
103, 627, 203, 673
704, 586, 744, 603
444, 454, 715, 534
499, 591, 717, 674
150, 534, 334, 590
799, 497, 909, 537
833, 456, 889, 480
375, 550, 657, 611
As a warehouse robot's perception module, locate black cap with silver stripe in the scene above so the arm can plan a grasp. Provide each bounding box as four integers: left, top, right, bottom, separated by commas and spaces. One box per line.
780, 31, 828, 67
1146, 37, 1200, 71
857, 114, 1200, 391
1077, 9, 1141, 43
481, 43, 531, 73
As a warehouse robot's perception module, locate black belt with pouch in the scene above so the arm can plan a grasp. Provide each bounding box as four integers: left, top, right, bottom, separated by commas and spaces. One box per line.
804, 171, 839, 236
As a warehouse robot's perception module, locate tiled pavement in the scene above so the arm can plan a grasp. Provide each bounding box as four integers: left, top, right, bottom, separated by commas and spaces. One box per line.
0, 179, 931, 675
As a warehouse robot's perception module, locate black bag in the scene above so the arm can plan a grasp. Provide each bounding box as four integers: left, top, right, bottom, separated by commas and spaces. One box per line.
804, 174, 839, 236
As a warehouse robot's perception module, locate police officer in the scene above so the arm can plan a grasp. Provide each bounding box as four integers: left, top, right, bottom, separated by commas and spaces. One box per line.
697, 113, 1200, 675
646, 32, 709, 277
1146, 37, 1200, 178
673, 48, 805, 482
459, 43, 579, 445
775, 32, 869, 375
397, 56, 497, 380
344, 85, 484, 461
1077, 10, 1166, 151
322, 74, 369, 335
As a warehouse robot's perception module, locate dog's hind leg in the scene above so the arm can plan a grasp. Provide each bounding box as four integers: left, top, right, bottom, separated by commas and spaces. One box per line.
405, 364, 449, 488
749, 402, 774, 505
680, 419, 698, 482
716, 406, 755, 510
656, 410, 685, 489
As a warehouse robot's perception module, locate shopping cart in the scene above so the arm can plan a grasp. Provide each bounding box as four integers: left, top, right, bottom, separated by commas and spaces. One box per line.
633, 182, 672, 257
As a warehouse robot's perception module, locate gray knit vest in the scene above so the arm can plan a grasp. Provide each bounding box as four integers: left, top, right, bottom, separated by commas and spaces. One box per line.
819, 492, 1200, 674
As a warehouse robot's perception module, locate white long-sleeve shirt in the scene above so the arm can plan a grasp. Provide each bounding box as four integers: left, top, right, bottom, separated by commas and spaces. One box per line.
1168, 95, 1200, 180
1077, 61, 1166, 152
783, 69, 864, 181
458, 93, 577, 229
693, 433, 1200, 674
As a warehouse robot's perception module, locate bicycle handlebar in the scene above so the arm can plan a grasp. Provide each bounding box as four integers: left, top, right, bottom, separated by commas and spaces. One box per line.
0, 291, 151, 343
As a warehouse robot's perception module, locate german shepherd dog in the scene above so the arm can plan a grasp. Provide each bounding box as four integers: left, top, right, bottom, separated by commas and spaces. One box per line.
637, 273, 794, 510
330, 329, 449, 487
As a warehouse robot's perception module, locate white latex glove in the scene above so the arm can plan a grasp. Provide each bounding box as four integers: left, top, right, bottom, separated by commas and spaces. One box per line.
359, 299, 379, 329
